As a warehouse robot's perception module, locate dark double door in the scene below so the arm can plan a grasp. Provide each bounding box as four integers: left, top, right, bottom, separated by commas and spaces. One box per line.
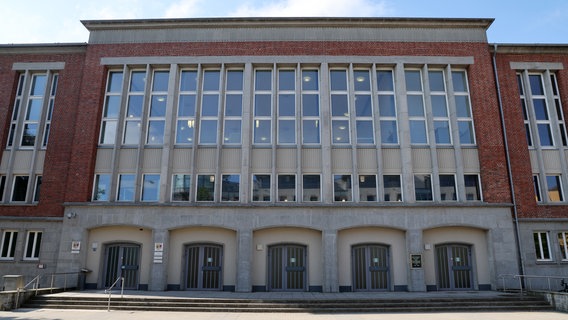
352, 244, 390, 291
185, 244, 223, 290
436, 244, 473, 290
268, 244, 307, 291
103, 244, 140, 290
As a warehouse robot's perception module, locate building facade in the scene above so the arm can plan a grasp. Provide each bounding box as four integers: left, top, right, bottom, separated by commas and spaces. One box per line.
0, 17, 566, 292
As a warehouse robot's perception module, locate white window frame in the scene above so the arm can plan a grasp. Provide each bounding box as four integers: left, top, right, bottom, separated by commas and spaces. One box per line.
533, 231, 552, 261
122, 70, 146, 145
0, 230, 18, 260
429, 69, 452, 145
406, 69, 428, 145
558, 231, 568, 261
253, 69, 273, 145
301, 69, 321, 145
330, 68, 350, 144
377, 69, 398, 145
302, 174, 321, 202
175, 69, 198, 145
452, 70, 476, 146
172, 174, 191, 202
146, 70, 169, 145
198, 69, 221, 145
277, 174, 296, 202
23, 231, 42, 261
223, 69, 244, 145
99, 70, 123, 145
141, 174, 160, 202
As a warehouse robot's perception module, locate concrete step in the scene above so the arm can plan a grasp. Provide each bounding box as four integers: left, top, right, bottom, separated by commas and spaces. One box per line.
22, 293, 554, 313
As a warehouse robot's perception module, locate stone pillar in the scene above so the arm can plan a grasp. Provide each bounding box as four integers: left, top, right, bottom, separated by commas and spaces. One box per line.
322, 229, 338, 292
149, 229, 169, 291
236, 229, 253, 292
406, 229, 426, 292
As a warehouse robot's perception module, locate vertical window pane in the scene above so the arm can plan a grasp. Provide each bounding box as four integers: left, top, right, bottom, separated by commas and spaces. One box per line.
538, 124, 553, 146
355, 95, 372, 117
201, 95, 219, 116
107, 72, 123, 93
278, 94, 295, 116
434, 121, 451, 144
196, 175, 215, 201
302, 94, 319, 116
378, 95, 396, 117
252, 174, 271, 202
529, 75, 544, 95
303, 175, 321, 202
30, 75, 47, 95
383, 175, 402, 201
405, 71, 422, 91
455, 96, 471, 117
302, 70, 318, 90
334, 175, 352, 202
254, 120, 271, 144
279, 70, 295, 91
332, 120, 350, 144
176, 120, 194, 144
117, 174, 135, 201
180, 70, 198, 91
278, 120, 295, 144
225, 94, 243, 116
458, 121, 474, 145
126, 95, 143, 117
33, 176, 42, 202
123, 121, 141, 144
254, 94, 272, 117
142, 174, 160, 202
380, 120, 398, 144
464, 175, 481, 201
104, 96, 121, 118
223, 120, 241, 144
1, 231, 17, 259
439, 175, 456, 201
330, 70, 347, 91
546, 175, 563, 202
21, 124, 38, 146
172, 174, 191, 201
431, 96, 448, 117
414, 174, 432, 201
203, 70, 220, 91
356, 121, 374, 144
558, 233, 568, 260
152, 71, 169, 92
178, 95, 196, 117
428, 71, 445, 92
377, 70, 394, 91
226, 70, 243, 91
222, 175, 240, 202
11, 176, 29, 202
199, 120, 218, 144
302, 120, 320, 144
354, 70, 370, 91
452, 71, 467, 92
147, 121, 165, 144
359, 175, 377, 201
25, 100, 43, 121
407, 96, 424, 116
410, 120, 427, 144
278, 175, 296, 202
255, 70, 272, 91
93, 174, 111, 201
130, 71, 146, 92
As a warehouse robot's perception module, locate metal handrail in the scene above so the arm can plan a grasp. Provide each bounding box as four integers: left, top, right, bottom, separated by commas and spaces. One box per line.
104, 276, 124, 312
498, 274, 568, 294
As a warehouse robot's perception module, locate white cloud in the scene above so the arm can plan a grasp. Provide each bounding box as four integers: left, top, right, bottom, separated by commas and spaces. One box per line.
231, 0, 393, 17
163, 0, 203, 18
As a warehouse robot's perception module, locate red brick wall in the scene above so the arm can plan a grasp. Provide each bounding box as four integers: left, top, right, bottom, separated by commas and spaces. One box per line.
0, 50, 86, 217
64, 41, 512, 204
495, 51, 568, 218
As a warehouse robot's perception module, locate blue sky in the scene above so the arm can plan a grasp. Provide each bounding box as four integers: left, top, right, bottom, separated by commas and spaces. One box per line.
1, 0, 567, 44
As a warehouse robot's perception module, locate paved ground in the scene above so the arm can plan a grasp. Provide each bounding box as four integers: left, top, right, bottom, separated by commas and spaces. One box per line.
1, 309, 567, 320
2, 290, 567, 320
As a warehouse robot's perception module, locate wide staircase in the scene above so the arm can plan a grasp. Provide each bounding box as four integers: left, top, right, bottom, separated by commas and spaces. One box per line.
21, 291, 554, 313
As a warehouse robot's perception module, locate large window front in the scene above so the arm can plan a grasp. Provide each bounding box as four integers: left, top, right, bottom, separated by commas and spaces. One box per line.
533, 231, 552, 261
23, 231, 42, 260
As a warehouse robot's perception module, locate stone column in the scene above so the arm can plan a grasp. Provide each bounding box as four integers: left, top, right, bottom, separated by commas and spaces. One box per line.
406, 229, 426, 291
322, 229, 338, 292
236, 229, 253, 292
149, 229, 169, 291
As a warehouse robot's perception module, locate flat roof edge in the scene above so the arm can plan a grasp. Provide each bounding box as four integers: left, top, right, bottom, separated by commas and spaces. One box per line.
81, 17, 495, 31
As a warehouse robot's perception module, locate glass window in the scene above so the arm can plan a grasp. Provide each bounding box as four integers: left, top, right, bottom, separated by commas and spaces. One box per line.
0, 231, 17, 259
551, 74, 568, 146
354, 69, 374, 144
302, 175, 321, 202
11, 176, 29, 202
196, 175, 215, 201
93, 174, 111, 201
42, 75, 58, 148
406, 70, 427, 145
7, 74, 24, 148
383, 175, 402, 201
117, 174, 135, 201
0, 176, 5, 202
464, 174, 481, 201
453, 71, 475, 145
330, 69, 350, 145
221, 175, 240, 202
146, 71, 168, 145
439, 175, 456, 201
414, 174, 433, 201
254, 70, 272, 144
142, 174, 160, 202
172, 174, 191, 201
24, 231, 42, 260
199, 70, 220, 145
359, 175, 377, 201
301, 69, 320, 144
176, 70, 197, 145
278, 70, 296, 145
252, 174, 271, 202
558, 232, 568, 261
278, 174, 296, 202
546, 175, 564, 202
33, 176, 42, 203
533, 232, 551, 261
224, 70, 243, 144
533, 175, 542, 202
334, 175, 352, 202
123, 70, 145, 145
430, 70, 451, 145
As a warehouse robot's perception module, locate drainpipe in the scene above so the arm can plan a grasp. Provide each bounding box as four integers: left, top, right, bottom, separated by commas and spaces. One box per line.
491, 44, 526, 286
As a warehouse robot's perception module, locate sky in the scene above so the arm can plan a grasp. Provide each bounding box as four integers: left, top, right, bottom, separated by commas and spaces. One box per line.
0, 0, 567, 44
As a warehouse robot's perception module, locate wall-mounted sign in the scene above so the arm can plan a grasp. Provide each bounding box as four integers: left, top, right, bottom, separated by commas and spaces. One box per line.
410, 254, 422, 269
71, 241, 81, 254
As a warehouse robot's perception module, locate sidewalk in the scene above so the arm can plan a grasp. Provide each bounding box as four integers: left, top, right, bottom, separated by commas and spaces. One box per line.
2, 309, 567, 320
